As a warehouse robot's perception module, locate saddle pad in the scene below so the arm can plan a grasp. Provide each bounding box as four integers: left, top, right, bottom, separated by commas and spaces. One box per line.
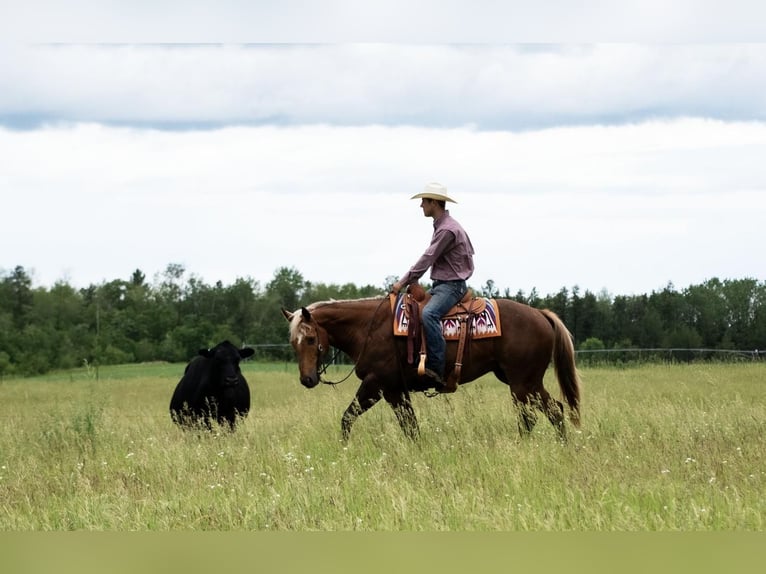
389, 293, 502, 340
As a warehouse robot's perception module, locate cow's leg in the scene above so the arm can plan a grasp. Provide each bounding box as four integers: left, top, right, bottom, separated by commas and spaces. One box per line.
220, 412, 238, 431
383, 386, 419, 440
341, 374, 385, 442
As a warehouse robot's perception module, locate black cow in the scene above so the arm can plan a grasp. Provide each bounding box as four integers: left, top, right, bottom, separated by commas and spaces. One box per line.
169, 340, 254, 430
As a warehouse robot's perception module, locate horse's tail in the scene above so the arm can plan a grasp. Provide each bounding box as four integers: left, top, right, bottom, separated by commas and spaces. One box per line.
539, 309, 581, 428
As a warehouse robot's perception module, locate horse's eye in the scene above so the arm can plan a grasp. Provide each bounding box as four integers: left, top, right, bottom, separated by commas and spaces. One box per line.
304, 337, 316, 346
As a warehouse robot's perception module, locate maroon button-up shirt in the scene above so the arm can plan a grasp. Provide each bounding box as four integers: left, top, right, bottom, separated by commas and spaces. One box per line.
399, 210, 475, 285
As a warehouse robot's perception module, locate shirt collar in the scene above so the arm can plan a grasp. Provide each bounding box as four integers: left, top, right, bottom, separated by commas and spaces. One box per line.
433, 209, 450, 228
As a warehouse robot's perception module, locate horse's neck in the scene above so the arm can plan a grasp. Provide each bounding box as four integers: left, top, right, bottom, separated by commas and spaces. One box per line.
314, 301, 379, 358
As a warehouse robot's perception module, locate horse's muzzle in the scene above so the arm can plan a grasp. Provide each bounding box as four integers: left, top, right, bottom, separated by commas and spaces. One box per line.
300, 374, 319, 388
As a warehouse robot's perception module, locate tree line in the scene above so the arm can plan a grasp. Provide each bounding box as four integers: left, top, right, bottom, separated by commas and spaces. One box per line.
1, 264, 764, 376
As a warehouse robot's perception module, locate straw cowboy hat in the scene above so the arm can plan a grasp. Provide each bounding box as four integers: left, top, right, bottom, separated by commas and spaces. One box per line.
410, 182, 457, 203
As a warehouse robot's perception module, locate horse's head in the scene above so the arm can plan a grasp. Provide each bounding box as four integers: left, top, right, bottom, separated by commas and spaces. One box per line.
281, 306, 329, 388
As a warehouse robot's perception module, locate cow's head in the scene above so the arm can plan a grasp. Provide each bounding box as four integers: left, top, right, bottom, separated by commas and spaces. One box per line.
199, 340, 255, 386
281, 306, 329, 388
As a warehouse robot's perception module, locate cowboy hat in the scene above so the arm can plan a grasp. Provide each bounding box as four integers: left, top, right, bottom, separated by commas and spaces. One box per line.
410, 182, 457, 203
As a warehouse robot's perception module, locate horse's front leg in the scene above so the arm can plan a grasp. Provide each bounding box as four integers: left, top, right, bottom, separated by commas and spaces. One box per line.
383, 386, 419, 441
341, 374, 385, 442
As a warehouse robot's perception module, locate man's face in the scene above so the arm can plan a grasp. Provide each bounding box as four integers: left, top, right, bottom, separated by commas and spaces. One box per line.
420, 198, 436, 217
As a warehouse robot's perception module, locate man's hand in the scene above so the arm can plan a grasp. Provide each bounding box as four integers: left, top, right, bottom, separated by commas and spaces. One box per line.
391, 281, 403, 294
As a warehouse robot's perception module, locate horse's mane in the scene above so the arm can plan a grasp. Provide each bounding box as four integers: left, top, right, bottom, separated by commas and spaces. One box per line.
306, 296, 387, 311
288, 296, 387, 341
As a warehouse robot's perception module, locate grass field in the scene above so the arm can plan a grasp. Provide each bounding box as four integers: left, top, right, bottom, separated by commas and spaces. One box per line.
0, 361, 763, 531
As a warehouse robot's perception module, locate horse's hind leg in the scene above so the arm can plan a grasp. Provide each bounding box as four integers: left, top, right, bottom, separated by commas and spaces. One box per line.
511, 392, 538, 436
541, 391, 567, 442
511, 387, 566, 441
497, 370, 541, 434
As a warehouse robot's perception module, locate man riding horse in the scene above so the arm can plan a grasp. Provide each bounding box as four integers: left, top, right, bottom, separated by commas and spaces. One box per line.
282, 181, 580, 442
391, 182, 475, 393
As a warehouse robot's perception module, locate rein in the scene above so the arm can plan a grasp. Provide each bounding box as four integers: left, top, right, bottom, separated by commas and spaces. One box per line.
317, 296, 389, 386
317, 347, 355, 385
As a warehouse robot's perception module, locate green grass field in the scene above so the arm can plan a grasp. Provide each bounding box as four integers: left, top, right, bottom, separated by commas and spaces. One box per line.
0, 361, 763, 530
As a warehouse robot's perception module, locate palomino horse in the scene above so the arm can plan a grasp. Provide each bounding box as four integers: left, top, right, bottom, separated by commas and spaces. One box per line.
281, 295, 581, 442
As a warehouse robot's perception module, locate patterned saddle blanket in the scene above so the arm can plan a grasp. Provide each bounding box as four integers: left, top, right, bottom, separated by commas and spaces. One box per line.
389, 292, 502, 340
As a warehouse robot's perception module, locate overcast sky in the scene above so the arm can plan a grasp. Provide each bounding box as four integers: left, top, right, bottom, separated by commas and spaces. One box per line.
2, 4, 765, 297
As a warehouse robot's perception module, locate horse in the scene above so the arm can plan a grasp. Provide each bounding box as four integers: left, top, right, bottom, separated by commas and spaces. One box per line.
281, 294, 581, 442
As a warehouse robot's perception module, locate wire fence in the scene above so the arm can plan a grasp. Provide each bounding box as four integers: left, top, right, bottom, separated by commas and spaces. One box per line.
575, 348, 764, 365
247, 343, 765, 365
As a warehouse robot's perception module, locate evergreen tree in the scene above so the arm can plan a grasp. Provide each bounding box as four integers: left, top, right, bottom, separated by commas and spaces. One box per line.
1, 264, 763, 375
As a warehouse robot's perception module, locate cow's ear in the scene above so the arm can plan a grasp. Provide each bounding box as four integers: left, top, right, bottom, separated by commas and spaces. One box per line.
281, 307, 294, 321
199, 348, 213, 358
301, 307, 312, 321
239, 347, 255, 359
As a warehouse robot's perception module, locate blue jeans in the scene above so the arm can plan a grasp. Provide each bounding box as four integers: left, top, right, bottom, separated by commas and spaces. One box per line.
422, 279, 467, 377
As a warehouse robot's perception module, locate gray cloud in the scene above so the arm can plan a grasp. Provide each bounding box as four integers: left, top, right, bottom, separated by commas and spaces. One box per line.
2, 44, 766, 130
2, 37, 765, 295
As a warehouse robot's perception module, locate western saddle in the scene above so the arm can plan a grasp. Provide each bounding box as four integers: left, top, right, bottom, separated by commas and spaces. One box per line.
402, 283, 485, 393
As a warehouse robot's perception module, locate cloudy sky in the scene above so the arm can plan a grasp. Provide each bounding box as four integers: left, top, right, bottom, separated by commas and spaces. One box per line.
2, 3, 765, 297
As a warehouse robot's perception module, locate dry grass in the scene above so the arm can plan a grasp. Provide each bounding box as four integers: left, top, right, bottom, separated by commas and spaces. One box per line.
0, 362, 763, 530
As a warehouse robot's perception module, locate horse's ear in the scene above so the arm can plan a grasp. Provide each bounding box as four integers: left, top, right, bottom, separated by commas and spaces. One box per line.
281, 307, 294, 321
301, 307, 312, 321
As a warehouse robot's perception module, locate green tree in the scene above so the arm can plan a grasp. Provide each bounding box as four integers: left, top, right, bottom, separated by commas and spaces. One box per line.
721, 278, 760, 349
480, 279, 500, 298
28, 281, 84, 369
123, 269, 156, 360
611, 294, 645, 349
542, 287, 569, 324
2, 266, 34, 330
221, 277, 262, 345
684, 279, 727, 348
590, 289, 615, 346
578, 336, 606, 366
639, 308, 664, 348
2, 260, 763, 376
580, 337, 605, 351
266, 266, 306, 311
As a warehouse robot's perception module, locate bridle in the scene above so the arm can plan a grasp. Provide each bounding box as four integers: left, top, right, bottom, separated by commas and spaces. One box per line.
317, 346, 356, 386
307, 296, 390, 386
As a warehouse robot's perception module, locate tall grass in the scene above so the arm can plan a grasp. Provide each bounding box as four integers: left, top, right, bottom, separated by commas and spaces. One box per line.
0, 362, 763, 530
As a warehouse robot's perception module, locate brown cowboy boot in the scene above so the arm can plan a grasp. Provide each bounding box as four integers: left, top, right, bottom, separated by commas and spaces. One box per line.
441, 371, 458, 393
424, 367, 457, 394
421, 368, 444, 387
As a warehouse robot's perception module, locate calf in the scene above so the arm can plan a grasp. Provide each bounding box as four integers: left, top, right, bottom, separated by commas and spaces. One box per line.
169, 340, 254, 430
